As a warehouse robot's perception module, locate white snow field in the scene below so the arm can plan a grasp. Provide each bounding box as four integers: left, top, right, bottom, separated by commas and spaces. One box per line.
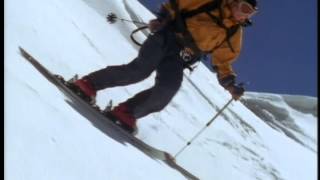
5, 0, 317, 179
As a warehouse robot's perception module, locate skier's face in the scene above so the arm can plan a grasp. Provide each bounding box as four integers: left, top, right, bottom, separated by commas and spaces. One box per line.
231, 0, 257, 22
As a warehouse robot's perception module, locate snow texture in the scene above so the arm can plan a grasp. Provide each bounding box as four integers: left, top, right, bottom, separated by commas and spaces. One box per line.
5, 0, 317, 179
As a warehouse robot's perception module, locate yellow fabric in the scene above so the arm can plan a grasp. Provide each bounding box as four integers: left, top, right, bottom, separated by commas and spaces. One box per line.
163, 0, 243, 79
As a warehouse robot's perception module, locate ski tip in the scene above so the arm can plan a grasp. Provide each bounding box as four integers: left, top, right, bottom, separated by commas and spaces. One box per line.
18, 46, 25, 53
18, 46, 28, 57
18, 47, 35, 62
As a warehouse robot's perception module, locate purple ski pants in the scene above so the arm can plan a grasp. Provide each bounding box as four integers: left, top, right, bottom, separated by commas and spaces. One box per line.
85, 30, 184, 119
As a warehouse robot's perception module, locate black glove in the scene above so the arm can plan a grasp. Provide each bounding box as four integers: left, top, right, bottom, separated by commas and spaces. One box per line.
226, 84, 244, 100
218, 75, 236, 88
219, 75, 245, 100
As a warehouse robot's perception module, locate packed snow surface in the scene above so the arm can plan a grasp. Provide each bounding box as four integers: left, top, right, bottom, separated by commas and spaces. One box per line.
5, 0, 317, 179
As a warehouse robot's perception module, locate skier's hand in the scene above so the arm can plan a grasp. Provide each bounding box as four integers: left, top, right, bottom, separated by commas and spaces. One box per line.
226, 84, 245, 100
218, 75, 244, 100
148, 19, 165, 33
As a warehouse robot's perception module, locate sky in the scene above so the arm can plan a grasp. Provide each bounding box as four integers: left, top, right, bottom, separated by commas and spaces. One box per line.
5, 0, 317, 179
138, 0, 318, 97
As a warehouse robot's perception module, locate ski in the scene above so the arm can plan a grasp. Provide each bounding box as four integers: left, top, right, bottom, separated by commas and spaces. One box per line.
19, 47, 199, 180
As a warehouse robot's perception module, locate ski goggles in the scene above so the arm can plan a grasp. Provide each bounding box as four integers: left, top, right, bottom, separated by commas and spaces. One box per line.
237, 0, 258, 18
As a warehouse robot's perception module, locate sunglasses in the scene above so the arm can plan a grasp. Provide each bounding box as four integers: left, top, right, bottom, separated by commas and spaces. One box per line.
237, 1, 258, 18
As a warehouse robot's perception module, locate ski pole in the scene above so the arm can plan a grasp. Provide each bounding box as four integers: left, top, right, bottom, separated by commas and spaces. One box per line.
106, 12, 148, 26
174, 98, 234, 158
106, 12, 149, 46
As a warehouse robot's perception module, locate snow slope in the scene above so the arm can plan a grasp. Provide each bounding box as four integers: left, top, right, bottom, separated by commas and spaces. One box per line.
5, 0, 317, 180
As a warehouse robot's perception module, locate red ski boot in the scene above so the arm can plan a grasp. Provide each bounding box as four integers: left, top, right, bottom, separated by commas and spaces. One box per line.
72, 78, 97, 104
105, 103, 137, 134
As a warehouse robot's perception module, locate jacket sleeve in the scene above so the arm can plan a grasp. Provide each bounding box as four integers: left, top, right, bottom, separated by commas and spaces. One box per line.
211, 27, 242, 80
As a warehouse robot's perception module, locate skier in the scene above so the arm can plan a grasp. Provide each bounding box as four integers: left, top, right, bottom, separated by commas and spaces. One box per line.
71, 0, 258, 133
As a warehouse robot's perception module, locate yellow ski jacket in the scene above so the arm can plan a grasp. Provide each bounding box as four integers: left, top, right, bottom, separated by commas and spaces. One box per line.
163, 0, 243, 80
